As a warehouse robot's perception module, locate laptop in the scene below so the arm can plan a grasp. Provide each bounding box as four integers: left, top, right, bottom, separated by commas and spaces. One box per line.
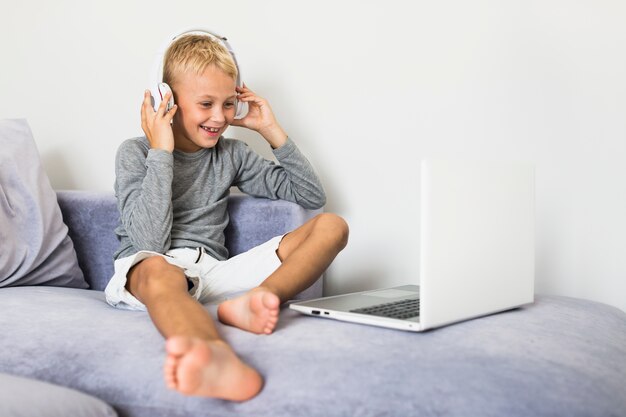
289, 159, 535, 332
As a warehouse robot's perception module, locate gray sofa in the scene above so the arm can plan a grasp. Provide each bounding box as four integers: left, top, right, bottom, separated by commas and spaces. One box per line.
1, 191, 626, 417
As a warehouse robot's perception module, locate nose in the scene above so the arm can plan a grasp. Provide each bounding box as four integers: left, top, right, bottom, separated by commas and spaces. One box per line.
209, 106, 226, 123
211, 106, 226, 122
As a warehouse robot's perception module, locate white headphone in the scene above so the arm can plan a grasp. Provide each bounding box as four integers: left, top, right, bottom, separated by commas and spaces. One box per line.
149, 28, 248, 119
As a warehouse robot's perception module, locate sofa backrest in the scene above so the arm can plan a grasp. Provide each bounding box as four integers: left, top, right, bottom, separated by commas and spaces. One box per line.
56, 190, 322, 298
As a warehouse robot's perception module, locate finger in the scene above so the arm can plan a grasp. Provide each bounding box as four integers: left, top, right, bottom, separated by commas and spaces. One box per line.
142, 90, 157, 118
237, 92, 260, 102
141, 91, 151, 127
143, 90, 156, 108
237, 83, 251, 93
239, 94, 266, 109
165, 104, 178, 121
141, 91, 150, 111
229, 117, 245, 127
156, 91, 172, 117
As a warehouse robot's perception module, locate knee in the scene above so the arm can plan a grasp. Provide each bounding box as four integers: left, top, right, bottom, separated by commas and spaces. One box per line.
313, 213, 349, 250
128, 256, 186, 299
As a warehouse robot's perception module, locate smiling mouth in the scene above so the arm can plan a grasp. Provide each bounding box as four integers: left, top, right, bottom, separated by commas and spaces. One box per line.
201, 126, 220, 133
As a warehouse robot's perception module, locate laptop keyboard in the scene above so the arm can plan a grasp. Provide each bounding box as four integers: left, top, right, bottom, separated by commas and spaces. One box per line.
350, 298, 420, 320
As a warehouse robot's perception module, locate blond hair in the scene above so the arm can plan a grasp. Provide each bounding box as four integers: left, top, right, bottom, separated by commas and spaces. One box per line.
163, 34, 238, 87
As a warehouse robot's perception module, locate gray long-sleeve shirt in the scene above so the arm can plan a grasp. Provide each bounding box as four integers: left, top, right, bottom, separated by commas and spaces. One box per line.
113, 136, 326, 260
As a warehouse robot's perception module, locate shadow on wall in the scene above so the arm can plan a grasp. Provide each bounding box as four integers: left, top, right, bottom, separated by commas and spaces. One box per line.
316, 173, 346, 215
41, 149, 77, 190
323, 264, 390, 297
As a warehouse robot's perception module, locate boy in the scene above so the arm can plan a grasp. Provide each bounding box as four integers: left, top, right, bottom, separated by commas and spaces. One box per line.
104, 34, 348, 401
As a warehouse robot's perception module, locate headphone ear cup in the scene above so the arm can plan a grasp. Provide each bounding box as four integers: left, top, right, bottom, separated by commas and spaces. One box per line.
157, 83, 174, 112
235, 99, 243, 118
234, 100, 248, 119
149, 86, 161, 112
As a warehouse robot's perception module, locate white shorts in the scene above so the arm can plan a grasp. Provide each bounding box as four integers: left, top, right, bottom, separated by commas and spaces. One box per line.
104, 235, 284, 311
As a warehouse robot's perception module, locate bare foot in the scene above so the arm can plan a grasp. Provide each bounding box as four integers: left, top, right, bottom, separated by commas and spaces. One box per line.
217, 287, 280, 334
164, 336, 263, 401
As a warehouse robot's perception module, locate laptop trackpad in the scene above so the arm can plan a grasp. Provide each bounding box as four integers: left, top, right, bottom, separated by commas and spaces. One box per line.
364, 289, 417, 299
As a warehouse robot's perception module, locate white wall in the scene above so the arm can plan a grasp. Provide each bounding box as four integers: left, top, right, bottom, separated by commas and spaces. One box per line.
2, 0, 625, 312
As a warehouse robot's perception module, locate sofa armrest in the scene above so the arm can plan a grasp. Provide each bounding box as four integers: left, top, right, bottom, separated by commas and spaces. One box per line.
56, 191, 323, 299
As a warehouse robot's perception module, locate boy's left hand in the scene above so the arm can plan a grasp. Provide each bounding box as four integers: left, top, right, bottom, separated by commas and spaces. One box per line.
230, 85, 287, 149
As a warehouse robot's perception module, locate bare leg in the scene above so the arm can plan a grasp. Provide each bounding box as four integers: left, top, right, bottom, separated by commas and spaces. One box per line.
218, 213, 349, 334
126, 256, 263, 401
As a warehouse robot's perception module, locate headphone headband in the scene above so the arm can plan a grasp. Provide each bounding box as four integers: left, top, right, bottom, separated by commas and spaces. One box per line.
153, 28, 242, 88
150, 27, 247, 118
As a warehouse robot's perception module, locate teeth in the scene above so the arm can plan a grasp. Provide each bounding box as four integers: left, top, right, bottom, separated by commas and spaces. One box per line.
202, 126, 220, 132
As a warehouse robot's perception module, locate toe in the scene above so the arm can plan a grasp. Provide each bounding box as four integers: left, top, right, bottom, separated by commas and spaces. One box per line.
164, 356, 179, 389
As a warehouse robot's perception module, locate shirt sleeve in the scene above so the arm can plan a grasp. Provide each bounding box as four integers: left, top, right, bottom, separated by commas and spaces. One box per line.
232, 138, 326, 209
114, 139, 174, 253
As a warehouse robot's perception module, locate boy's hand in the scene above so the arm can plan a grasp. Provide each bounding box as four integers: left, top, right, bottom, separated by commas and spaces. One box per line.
230, 85, 287, 149
141, 90, 178, 153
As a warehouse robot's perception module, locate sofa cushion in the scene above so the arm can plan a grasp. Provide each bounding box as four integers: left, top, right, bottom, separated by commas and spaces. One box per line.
0, 119, 86, 289
0, 286, 624, 417
0, 372, 117, 417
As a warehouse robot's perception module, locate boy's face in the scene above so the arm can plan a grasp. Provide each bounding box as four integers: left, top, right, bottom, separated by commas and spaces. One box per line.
171, 65, 237, 152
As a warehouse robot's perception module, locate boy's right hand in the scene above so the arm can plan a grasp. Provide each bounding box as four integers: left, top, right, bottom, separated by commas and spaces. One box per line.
141, 90, 178, 153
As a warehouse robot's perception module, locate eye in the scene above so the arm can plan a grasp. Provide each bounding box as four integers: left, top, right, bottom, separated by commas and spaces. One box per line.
200, 102, 213, 108
224, 101, 235, 108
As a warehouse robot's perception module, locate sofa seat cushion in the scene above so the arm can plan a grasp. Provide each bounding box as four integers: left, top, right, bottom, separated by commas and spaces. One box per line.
0, 286, 624, 417
0, 371, 117, 417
